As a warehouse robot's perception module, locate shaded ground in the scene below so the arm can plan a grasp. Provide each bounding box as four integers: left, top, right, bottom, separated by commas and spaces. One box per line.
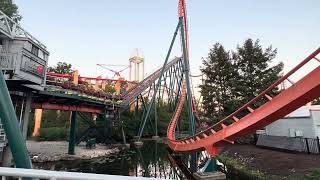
220, 144, 320, 178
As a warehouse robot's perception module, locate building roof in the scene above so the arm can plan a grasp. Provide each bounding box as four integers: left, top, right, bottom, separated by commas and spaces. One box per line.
285, 105, 320, 118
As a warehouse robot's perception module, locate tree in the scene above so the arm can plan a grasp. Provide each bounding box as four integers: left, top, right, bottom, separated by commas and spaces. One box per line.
48, 62, 73, 75
0, 0, 22, 22
199, 43, 239, 123
234, 39, 283, 107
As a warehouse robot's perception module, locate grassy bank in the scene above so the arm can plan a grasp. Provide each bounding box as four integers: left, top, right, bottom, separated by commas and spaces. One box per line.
217, 154, 300, 180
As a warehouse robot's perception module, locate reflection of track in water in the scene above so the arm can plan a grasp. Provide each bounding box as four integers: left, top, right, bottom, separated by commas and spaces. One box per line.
133, 140, 179, 179
167, 148, 195, 180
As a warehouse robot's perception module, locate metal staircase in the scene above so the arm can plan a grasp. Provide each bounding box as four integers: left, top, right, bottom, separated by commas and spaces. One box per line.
0, 121, 6, 152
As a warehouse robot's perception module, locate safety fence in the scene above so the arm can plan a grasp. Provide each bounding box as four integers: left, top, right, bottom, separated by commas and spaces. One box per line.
302, 137, 320, 154
257, 135, 320, 154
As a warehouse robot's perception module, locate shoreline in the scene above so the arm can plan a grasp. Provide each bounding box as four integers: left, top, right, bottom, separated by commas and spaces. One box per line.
27, 140, 125, 163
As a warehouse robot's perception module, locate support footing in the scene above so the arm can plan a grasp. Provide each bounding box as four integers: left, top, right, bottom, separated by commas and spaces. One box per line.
193, 171, 226, 180
152, 136, 160, 140
133, 141, 143, 147
124, 143, 130, 148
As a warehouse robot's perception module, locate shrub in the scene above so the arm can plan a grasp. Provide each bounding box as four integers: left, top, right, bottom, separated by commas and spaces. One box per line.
38, 127, 69, 141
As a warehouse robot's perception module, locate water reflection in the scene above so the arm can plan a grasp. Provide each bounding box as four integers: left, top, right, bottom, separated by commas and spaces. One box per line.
34, 140, 180, 179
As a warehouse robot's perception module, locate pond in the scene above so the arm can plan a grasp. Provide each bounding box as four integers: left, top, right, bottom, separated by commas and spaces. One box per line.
34, 140, 180, 179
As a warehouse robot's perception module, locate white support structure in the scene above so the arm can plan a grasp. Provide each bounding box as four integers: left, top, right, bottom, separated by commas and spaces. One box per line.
0, 167, 159, 180
129, 49, 145, 82
0, 10, 46, 49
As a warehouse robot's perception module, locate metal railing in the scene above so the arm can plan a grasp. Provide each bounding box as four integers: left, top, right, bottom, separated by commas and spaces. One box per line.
0, 53, 15, 70
0, 10, 46, 49
0, 167, 158, 180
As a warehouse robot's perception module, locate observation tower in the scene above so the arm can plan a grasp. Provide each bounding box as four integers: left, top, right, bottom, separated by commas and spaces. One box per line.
129, 48, 144, 82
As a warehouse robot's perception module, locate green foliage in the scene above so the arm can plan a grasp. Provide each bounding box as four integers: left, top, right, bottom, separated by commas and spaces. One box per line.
48, 62, 73, 75
200, 39, 283, 124
305, 169, 320, 180
235, 39, 283, 106
0, 0, 22, 22
38, 127, 69, 141
200, 43, 238, 122
217, 154, 295, 180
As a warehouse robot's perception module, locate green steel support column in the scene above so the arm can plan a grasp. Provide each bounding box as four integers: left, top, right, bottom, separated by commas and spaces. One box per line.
203, 158, 218, 172
154, 84, 158, 137
136, 98, 142, 136
120, 111, 127, 144
179, 17, 195, 135
0, 68, 32, 169
68, 111, 77, 155
179, 16, 197, 172
104, 111, 109, 138
161, 72, 168, 102
175, 73, 184, 133
22, 92, 32, 140
137, 21, 181, 141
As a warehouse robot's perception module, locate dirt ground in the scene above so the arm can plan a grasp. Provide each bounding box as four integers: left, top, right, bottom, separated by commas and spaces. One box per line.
27, 140, 122, 162
220, 144, 320, 178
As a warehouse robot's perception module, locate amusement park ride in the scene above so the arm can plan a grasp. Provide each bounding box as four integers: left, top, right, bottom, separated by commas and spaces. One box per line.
0, 0, 320, 178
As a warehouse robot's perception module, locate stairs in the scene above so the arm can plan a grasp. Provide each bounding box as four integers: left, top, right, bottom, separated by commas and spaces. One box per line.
0, 122, 6, 152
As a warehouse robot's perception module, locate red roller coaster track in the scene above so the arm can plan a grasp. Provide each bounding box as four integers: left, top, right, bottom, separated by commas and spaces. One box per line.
167, 47, 320, 156
166, 0, 320, 157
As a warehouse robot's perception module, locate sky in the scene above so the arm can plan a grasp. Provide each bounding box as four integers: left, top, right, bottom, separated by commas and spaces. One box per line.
14, 0, 320, 97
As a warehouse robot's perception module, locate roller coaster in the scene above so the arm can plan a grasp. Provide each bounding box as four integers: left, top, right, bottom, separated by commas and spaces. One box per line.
0, 0, 320, 177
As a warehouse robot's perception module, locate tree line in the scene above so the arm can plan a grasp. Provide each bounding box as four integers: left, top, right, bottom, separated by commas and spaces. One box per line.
200, 39, 284, 124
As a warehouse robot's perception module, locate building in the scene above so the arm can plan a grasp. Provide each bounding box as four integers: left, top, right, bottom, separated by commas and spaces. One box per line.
264, 105, 320, 138
0, 13, 49, 91
0, 10, 49, 166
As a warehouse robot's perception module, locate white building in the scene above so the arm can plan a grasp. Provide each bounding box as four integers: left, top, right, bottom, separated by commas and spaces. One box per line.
265, 105, 320, 138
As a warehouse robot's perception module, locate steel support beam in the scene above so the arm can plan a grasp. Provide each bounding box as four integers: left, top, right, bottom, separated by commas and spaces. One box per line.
22, 92, 32, 139
32, 103, 103, 113
68, 111, 77, 155
179, 16, 197, 173
137, 21, 181, 141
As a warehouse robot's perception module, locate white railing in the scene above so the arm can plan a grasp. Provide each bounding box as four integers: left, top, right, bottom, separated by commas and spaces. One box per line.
0, 10, 46, 49
0, 52, 15, 70
0, 167, 159, 180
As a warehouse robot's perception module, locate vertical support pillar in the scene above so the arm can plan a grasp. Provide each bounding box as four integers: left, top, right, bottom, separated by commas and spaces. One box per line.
179, 16, 197, 173
68, 111, 77, 155
22, 92, 32, 139
72, 70, 79, 85
136, 63, 139, 81
119, 111, 127, 145
154, 97, 158, 137
32, 109, 43, 137
129, 61, 131, 81
142, 61, 145, 82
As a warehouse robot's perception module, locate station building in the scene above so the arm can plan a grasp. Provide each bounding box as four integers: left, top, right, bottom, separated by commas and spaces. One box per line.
0, 10, 49, 165
264, 105, 320, 138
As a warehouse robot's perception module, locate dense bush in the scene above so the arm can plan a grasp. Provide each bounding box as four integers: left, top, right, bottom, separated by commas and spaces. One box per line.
38, 127, 69, 141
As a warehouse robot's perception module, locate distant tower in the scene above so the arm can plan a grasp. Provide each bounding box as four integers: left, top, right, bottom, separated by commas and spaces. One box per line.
129, 48, 145, 82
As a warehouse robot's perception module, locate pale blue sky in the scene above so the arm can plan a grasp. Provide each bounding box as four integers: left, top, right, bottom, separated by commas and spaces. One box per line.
14, 0, 320, 94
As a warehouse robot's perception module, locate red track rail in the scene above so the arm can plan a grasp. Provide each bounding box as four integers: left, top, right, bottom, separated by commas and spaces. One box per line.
167, 47, 320, 156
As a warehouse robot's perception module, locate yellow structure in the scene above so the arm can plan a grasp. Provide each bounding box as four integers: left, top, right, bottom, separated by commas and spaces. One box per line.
32, 109, 43, 137
72, 70, 79, 85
